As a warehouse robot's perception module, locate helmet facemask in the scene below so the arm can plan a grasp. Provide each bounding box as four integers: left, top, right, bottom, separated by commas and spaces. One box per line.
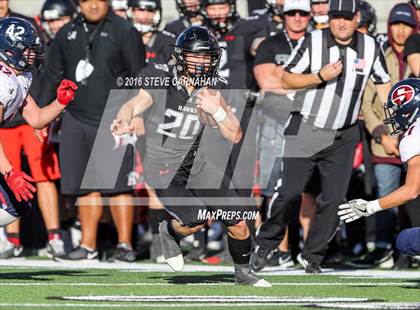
0, 38, 44, 72
130, 1, 161, 33
175, 0, 201, 18
384, 86, 420, 135
201, 0, 237, 33
174, 47, 221, 81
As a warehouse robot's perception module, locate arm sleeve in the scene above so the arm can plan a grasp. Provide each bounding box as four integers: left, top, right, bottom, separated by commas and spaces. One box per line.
254, 39, 275, 66
36, 35, 64, 106
122, 26, 147, 80
403, 33, 420, 59
361, 79, 386, 138
284, 34, 311, 74
370, 43, 391, 84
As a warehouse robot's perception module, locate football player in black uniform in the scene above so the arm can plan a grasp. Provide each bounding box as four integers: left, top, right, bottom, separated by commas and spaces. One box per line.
164, 0, 203, 36
250, 0, 284, 37
129, 0, 176, 64
112, 26, 271, 287
357, 0, 377, 36
40, 0, 76, 42
310, 0, 329, 30
111, 0, 129, 19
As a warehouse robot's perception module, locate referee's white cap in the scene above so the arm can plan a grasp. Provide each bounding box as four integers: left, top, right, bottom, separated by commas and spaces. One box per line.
284, 0, 311, 13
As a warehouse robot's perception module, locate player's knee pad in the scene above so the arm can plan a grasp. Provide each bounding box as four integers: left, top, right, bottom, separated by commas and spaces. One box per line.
396, 228, 420, 257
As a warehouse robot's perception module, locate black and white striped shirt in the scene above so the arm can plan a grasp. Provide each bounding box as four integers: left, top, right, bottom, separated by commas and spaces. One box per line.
284, 28, 390, 130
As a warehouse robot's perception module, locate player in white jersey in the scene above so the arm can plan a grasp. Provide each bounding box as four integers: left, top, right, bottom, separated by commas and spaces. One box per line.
338, 78, 420, 257
0, 17, 77, 227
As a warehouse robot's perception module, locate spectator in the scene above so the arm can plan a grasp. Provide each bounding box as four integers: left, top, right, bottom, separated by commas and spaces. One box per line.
252, 0, 392, 273
410, 0, 420, 21
164, 0, 203, 36
38, 0, 146, 262
358, 2, 418, 269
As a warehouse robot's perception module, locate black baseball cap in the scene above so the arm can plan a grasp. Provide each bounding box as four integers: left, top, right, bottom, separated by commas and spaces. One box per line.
329, 0, 359, 19
311, 0, 329, 4
389, 3, 417, 27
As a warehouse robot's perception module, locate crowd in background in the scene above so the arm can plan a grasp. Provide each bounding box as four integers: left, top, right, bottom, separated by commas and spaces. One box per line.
0, 0, 419, 271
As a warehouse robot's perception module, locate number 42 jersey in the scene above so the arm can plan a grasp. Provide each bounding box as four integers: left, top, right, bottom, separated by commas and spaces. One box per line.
138, 64, 233, 163
399, 117, 420, 163
0, 63, 32, 124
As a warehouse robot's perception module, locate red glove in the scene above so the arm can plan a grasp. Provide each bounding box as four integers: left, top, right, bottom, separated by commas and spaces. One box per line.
5, 169, 36, 202
57, 79, 78, 106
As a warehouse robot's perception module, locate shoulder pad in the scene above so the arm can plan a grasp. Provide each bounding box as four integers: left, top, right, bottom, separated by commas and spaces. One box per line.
245, 15, 261, 21
217, 76, 229, 85
161, 30, 176, 38
250, 8, 268, 16
153, 63, 169, 72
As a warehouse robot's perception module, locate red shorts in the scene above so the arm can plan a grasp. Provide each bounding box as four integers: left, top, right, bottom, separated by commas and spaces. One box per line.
0, 124, 61, 182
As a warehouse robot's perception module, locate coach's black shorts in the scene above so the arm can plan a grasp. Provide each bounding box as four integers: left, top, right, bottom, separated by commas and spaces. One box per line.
59, 111, 134, 196
145, 154, 255, 228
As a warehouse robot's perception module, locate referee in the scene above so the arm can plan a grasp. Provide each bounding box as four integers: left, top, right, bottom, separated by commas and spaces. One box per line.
251, 0, 392, 273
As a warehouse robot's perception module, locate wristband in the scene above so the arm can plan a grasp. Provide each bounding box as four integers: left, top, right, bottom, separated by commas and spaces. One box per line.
212, 106, 227, 123
368, 199, 382, 214
317, 71, 326, 83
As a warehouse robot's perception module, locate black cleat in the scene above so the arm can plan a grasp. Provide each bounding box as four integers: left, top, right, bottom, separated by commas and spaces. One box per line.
234, 264, 272, 287
250, 249, 268, 272
159, 221, 184, 271
109, 243, 137, 263
305, 263, 322, 274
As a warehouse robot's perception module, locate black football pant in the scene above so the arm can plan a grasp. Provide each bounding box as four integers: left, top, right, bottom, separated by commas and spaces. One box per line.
256, 119, 359, 265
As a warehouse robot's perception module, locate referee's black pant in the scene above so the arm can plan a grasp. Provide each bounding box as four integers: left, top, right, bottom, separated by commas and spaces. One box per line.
256, 115, 360, 265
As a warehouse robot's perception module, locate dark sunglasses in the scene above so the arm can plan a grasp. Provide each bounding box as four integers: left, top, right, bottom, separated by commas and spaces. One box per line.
79, 0, 107, 3
284, 10, 310, 17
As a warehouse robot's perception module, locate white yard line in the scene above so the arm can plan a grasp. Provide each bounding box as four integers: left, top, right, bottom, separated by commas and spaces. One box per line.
1, 258, 419, 279
60, 296, 370, 302
0, 303, 419, 309
0, 282, 417, 287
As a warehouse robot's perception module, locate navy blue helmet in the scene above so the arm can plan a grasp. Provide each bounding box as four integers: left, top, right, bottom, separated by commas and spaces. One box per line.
384, 78, 420, 135
173, 26, 222, 79
0, 17, 44, 72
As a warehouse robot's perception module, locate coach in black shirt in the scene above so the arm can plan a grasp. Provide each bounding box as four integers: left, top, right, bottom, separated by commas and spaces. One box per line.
252, 0, 392, 273
39, 0, 146, 261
